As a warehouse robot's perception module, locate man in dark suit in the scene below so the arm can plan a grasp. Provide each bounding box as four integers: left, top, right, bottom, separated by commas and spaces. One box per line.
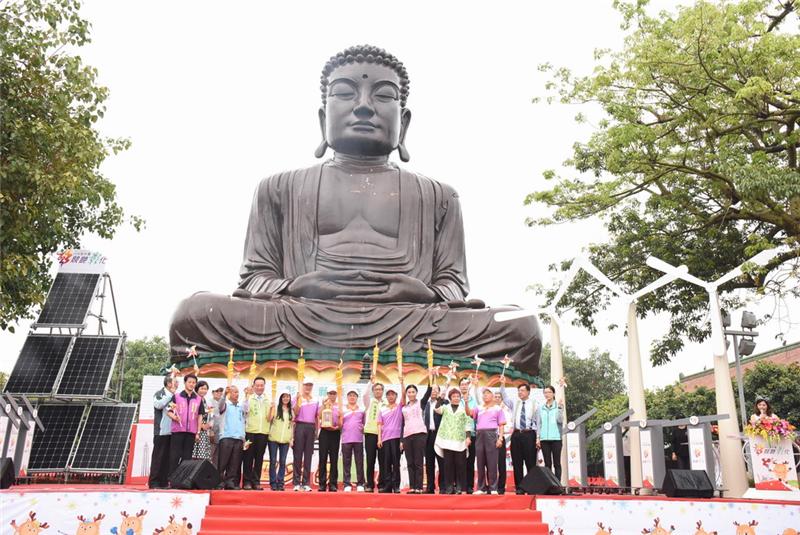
423, 384, 446, 493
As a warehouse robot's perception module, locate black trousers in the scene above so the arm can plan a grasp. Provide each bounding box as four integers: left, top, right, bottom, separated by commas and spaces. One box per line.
510, 430, 537, 490
463, 434, 476, 491
364, 432, 384, 489
341, 442, 365, 487
168, 432, 195, 480
403, 432, 427, 490
540, 439, 563, 480
425, 431, 444, 491
381, 438, 401, 491
149, 434, 171, 488
217, 437, 243, 488
497, 437, 508, 493
242, 432, 268, 487
292, 422, 315, 486
318, 429, 341, 489
443, 448, 466, 493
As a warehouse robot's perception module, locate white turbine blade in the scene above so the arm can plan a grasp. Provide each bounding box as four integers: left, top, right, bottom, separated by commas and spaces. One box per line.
646, 256, 707, 288
750, 247, 784, 266
631, 266, 687, 300
580, 259, 626, 297
494, 309, 537, 322
551, 257, 583, 309
713, 266, 743, 288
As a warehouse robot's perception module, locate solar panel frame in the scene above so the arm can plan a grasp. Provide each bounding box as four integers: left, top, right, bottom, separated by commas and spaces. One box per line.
35, 272, 101, 327
70, 403, 137, 473
27, 404, 85, 472
3, 335, 74, 396
55, 336, 122, 398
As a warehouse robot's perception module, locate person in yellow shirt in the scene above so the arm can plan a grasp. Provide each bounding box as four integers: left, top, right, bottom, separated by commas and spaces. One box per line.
242, 376, 272, 490
268, 391, 293, 491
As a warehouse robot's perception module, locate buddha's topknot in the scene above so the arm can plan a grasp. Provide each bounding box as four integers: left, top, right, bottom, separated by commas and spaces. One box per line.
320, 45, 410, 107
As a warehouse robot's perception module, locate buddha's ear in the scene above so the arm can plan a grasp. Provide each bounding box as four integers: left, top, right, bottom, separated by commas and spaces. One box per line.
398, 108, 412, 162
315, 107, 328, 158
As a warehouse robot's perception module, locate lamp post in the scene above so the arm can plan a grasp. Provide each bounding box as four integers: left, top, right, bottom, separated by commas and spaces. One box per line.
646, 249, 780, 497
723, 310, 759, 434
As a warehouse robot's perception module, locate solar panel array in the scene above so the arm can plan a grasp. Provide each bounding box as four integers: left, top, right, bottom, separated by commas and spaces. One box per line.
56, 336, 121, 397
4, 336, 72, 395
36, 272, 100, 326
71, 404, 137, 472
27, 404, 85, 471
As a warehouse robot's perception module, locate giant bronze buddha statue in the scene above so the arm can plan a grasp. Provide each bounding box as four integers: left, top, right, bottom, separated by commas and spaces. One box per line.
169, 45, 542, 374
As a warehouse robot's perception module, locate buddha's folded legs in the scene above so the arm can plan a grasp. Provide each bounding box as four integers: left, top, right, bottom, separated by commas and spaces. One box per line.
169, 292, 542, 375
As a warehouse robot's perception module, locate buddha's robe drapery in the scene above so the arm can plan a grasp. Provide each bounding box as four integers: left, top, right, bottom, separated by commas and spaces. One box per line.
169, 164, 541, 374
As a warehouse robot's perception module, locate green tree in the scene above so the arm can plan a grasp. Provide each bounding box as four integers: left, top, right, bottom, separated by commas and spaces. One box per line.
115, 336, 170, 403
539, 345, 626, 419
739, 360, 800, 424
0, 0, 141, 332
529, 0, 800, 365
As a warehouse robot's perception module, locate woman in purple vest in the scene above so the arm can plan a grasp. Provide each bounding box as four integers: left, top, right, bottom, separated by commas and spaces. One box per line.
167, 374, 205, 480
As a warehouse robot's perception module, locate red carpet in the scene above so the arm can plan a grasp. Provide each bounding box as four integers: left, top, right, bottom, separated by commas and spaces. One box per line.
198, 490, 549, 535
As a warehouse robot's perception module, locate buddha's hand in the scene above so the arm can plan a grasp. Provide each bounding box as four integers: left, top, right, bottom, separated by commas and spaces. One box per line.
285, 270, 386, 300
356, 271, 438, 303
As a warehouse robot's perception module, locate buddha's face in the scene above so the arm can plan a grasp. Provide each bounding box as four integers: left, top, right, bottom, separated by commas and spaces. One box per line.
323, 62, 408, 157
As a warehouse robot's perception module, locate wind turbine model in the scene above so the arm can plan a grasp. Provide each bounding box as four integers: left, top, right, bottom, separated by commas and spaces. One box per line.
646, 248, 782, 498
497, 255, 686, 489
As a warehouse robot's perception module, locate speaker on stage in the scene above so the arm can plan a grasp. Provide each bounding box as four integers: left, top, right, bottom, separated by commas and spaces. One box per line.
662, 469, 714, 498
518, 466, 564, 495
0, 457, 15, 489
168, 460, 220, 490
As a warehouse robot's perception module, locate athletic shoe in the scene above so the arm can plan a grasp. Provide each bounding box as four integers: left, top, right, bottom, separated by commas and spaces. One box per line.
491, 490, 499, 495
293, 486, 301, 492
303, 485, 312, 492
473, 490, 485, 495
344, 486, 352, 492
356, 486, 365, 492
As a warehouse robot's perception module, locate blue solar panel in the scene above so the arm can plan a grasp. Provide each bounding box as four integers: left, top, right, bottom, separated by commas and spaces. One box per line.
4, 335, 72, 395
36, 273, 100, 326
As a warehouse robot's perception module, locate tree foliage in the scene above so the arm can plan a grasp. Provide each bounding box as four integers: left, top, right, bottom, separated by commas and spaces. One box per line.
529, 0, 800, 365
739, 360, 800, 423
539, 344, 626, 419
114, 336, 170, 403
0, 0, 140, 332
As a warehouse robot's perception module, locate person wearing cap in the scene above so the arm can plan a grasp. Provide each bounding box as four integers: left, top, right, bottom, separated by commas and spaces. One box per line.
292, 379, 319, 491
363, 377, 388, 492
242, 376, 272, 490
268, 391, 293, 491
317, 389, 341, 492
377, 381, 406, 493
341, 389, 366, 492
434, 386, 475, 494
494, 391, 513, 494
472, 387, 506, 494
208, 386, 225, 467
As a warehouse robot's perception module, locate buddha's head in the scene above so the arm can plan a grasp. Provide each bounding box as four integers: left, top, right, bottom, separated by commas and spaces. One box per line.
316, 45, 411, 161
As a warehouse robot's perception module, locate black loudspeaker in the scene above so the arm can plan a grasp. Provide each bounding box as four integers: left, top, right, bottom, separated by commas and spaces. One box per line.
518, 466, 563, 495
168, 460, 220, 490
662, 469, 714, 498
0, 457, 15, 489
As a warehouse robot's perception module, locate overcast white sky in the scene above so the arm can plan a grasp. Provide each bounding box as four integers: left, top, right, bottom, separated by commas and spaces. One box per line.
2, 0, 797, 388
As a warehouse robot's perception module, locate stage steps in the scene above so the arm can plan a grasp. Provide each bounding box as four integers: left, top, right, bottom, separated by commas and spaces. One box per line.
198, 490, 549, 535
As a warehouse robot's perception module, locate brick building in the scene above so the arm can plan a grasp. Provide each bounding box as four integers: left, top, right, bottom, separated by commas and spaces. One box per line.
680, 340, 800, 391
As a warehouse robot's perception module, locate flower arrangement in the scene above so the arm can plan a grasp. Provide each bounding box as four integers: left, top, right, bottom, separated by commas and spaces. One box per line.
745, 415, 797, 444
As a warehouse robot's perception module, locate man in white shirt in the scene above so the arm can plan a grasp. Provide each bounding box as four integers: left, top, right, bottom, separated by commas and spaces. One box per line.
499, 377, 538, 494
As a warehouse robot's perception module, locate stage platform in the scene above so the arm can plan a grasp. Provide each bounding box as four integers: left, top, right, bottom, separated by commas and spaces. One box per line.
2, 485, 798, 534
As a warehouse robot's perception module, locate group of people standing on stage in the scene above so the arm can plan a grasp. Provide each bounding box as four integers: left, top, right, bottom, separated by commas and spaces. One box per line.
148, 369, 566, 494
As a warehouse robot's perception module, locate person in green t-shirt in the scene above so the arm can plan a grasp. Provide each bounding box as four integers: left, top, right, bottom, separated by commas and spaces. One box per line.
268, 391, 293, 491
